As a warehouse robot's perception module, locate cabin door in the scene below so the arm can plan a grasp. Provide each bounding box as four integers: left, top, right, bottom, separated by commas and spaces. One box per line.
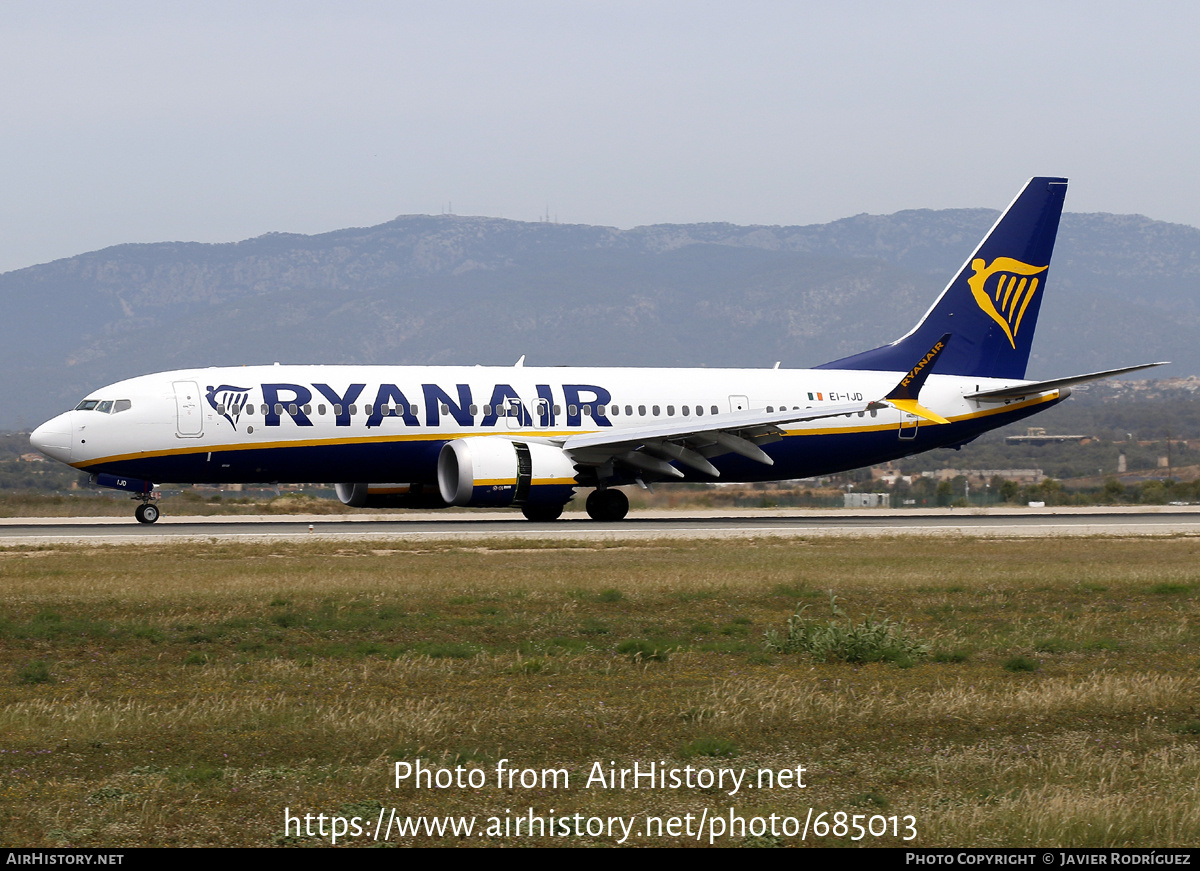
173, 381, 204, 438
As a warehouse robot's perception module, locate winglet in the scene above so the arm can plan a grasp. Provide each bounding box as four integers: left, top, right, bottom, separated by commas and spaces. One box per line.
882, 333, 952, 424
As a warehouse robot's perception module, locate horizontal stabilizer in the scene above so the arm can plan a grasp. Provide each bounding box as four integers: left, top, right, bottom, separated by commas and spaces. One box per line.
964, 362, 1169, 401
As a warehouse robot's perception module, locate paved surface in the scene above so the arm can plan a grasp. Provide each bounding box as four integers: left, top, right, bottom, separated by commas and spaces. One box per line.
4, 506, 1200, 545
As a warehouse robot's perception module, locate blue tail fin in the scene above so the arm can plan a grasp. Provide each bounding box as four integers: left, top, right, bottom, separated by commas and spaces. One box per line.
818, 177, 1068, 379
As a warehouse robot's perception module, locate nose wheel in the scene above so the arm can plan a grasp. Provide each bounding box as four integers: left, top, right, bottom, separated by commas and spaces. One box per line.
134, 503, 160, 524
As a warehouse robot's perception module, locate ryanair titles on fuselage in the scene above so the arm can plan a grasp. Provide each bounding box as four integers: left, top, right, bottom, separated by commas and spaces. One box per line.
207, 381, 617, 431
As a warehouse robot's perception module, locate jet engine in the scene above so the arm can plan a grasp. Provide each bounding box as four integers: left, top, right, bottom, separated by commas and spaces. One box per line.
334, 482, 448, 509
437, 437, 578, 508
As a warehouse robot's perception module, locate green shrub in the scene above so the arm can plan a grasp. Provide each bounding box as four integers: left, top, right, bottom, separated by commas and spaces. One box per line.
763, 595, 929, 664
17, 661, 53, 685
681, 737, 739, 758
1002, 655, 1040, 673
616, 639, 670, 662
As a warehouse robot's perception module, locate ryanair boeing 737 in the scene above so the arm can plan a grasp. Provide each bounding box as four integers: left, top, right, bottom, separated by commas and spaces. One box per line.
29, 178, 1165, 523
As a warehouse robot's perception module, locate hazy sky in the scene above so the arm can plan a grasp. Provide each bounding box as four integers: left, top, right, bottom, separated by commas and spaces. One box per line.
2, 1, 1197, 273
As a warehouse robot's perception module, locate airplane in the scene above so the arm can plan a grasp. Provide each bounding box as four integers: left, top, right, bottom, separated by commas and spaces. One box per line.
29, 177, 1165, 524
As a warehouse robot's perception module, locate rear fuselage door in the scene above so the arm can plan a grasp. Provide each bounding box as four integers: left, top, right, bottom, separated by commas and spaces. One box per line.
173, 381, 203, 437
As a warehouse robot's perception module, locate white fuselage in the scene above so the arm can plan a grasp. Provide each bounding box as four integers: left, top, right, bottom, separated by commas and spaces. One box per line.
31, 363, 1059, 487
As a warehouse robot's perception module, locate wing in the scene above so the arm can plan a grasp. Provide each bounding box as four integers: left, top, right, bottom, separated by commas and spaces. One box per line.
545, 335, 958, 482
548, 401, 873, 480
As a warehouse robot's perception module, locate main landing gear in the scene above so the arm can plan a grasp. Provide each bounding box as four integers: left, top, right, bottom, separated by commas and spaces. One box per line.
585, 488, 629, 522
521, 502, 564, 522
134, 499, 160, 524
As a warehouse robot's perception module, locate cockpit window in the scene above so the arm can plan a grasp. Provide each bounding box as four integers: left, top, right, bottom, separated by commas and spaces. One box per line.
74, 398, 131, 413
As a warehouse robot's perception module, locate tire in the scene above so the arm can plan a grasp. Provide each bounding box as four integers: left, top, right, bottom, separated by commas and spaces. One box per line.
601, 489, 629, 521
585, 488, 628, 521
135, 503, 160, 524
521, 503, 563, 522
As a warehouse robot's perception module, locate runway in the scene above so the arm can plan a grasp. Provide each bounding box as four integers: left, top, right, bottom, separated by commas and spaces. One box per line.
4, 506, 1200, 544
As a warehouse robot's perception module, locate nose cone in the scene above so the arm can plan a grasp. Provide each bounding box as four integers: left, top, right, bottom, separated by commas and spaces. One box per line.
30, 412, 73, 464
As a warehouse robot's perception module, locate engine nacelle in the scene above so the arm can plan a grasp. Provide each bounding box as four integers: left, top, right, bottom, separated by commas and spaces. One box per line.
437, 437, 578, 508
334, 482, 448, 509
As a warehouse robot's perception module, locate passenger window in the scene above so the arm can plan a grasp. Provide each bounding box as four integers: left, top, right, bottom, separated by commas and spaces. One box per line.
652, 405, 660, 416
638, 405, 646, 416
288, 403, 298, 415
318, 404, 326, 415
217, 404, 226, 415
711, 405, 718, 415
767, 406, 774, 413
597, 405, 606, 416
682, 406, 689, 416
483, 405, 492, 415
568, 405, 578, 416
554, 405, 562, 415
113, 399, 131, 413
441, 404, 450, 414
667, 405, 674, 416
625, 405, 633, 416
348, 404, 357, 415
303, 404, 311, 415
261, 404, 269, 415
695, 405, 703, 417
274, 403, 284, 415
469, 404, 479, 415
411, 405, 419, 416
365, 404, 374, 415
609, 405, 617, 417
583, 405, 592, 417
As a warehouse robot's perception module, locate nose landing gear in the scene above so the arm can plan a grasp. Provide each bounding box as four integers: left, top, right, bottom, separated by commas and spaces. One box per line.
89, 474, 162, 523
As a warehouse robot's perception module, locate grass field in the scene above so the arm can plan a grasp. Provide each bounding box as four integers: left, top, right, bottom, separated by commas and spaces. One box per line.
2, 535, 1199, 847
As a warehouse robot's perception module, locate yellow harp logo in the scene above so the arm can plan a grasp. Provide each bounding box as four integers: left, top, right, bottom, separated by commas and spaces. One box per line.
967, 257, 1049, 348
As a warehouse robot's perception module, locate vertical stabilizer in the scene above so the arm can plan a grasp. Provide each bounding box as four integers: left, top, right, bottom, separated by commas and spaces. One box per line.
818, 177, 1068, 379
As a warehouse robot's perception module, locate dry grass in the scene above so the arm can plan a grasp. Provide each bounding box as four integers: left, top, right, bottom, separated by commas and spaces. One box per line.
1, 535, 1199, 847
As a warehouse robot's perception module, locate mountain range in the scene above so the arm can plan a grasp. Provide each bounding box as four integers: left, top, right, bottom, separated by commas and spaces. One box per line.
2, 207, 1197, 432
